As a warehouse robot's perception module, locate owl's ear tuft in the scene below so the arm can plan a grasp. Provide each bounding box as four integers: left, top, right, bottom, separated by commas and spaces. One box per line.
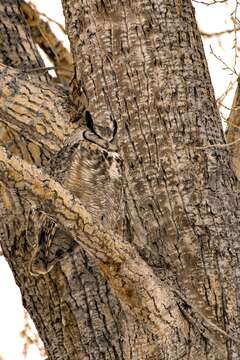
85, 110, 95, 132
110, 117, 118, 141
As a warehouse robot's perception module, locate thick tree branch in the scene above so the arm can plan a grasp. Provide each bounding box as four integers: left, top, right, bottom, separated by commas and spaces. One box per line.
0, 145, 232, 353
0, 0, 77, 280
61, 1, 240, 356
0, 0, 52, 178
0, 0, 52, 170
0, 145, 181, 335
0, 63, 78, 154
0, 0, 44, 71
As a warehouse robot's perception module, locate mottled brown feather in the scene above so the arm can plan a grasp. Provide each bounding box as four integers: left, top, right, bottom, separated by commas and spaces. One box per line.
30, 131, 122, 275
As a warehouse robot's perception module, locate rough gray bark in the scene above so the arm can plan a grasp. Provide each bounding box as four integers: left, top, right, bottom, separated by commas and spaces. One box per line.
0, 0, 240, 359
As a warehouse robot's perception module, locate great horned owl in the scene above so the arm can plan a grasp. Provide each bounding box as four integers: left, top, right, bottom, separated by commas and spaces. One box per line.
30, 112, 122, 275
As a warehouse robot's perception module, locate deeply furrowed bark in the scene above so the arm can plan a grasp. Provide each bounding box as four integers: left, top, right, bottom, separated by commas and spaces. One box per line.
62, 0, 240, 358
2, 144, 235, 354
0, 0, 44, 70
1, 0, 240, 359
0, 2, 156, 359
0, 2, 131, 360
0, 63, 76, 154
0, 0, 50, 164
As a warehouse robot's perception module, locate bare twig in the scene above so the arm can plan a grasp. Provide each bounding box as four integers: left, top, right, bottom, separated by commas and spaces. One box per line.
210, 45, 238, 76
196, 137, 240, 150
201, 28, 240, 37
193, 0, 227, 5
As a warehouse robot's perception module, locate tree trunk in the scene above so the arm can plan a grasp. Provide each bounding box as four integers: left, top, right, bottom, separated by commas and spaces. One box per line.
0, 0, 240, 359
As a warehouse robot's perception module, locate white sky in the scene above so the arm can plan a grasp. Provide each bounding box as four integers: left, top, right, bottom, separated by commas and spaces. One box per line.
0, 0, 239, 359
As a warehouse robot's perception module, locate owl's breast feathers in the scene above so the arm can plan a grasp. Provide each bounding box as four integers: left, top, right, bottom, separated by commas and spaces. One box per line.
30, 130, 122, 275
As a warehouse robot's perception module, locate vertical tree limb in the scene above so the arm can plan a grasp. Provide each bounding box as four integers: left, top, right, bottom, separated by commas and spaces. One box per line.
20, 1, 73, 84
225, 80, 240, 179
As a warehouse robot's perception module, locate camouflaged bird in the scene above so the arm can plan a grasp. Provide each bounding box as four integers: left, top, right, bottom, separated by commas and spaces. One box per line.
29, 111, 122, 275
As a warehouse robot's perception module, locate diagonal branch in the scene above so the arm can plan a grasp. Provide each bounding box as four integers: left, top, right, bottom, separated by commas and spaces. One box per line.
0, 145, 233, 353
0, 144, 185, 339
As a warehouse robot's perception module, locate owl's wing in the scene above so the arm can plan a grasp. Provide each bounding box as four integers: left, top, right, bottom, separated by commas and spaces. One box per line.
29, 216, 79, 276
